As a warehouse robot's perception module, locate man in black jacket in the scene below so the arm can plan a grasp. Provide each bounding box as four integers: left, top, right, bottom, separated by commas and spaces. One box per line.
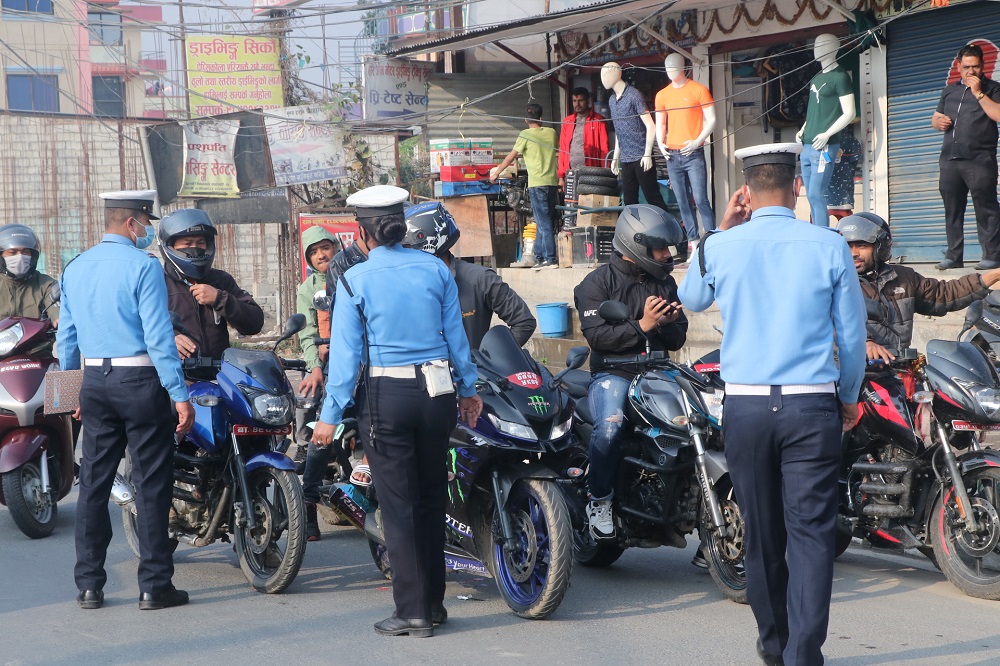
573, 205, 687, 538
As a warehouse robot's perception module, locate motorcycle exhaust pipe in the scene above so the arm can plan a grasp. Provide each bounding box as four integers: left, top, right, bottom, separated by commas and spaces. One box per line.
111, 473, 138, 515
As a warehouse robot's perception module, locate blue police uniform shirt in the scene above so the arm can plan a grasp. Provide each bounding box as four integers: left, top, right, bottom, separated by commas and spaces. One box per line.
57, 234, 189, 403
678, 206, 867, 403
609, 85, 651, 163
320, 244, 478, 425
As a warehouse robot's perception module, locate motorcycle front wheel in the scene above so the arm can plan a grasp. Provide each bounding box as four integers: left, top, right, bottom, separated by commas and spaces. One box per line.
235, 467, 306, 594
701, 478, 748, 604
932, 467, 1000, 600
488, 478, 573, 619
2, 460, 56, 539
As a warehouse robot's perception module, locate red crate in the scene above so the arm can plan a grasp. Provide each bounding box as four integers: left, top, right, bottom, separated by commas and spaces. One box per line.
439, 164, 497, 182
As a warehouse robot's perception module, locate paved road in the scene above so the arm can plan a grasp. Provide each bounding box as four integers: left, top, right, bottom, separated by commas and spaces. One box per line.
2, 493, 1000, 665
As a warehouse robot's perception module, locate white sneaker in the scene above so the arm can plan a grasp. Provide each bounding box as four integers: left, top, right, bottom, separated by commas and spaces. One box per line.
588, 500, 615, 539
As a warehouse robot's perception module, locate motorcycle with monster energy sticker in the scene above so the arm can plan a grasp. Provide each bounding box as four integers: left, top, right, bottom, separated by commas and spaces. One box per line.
319, 325, 587, 619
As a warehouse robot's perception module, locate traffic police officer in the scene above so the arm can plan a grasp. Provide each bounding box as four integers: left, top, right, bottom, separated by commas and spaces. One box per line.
58, 190, 194, 611
312, 185, 482, 638
678, 145, 866, 665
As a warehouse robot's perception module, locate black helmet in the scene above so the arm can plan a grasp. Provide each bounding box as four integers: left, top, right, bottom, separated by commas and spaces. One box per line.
612, 205, 684, 279
839, 212, 891, 264
158, 209, 218, 280
0, 224, 40, 280
402, 201, 460, 257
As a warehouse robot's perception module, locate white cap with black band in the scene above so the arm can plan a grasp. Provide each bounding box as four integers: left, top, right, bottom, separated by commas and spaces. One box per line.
99, 189, 160, 220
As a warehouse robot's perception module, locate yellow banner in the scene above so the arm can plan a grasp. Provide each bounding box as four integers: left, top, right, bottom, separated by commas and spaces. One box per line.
185, 36, 285, 117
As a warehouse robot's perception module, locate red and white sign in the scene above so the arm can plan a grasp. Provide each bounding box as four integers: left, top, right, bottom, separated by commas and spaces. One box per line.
952, 420, 1000, 432
233, 425, 291, 436
507, 372, 543, 389
694, 363, 721, 373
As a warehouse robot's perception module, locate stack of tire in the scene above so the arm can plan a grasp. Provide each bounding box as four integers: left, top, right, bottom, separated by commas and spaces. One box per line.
575, 166, 620, 197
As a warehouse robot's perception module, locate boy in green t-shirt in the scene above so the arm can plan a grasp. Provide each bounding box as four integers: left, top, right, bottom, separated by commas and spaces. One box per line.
492, 104, 560, 269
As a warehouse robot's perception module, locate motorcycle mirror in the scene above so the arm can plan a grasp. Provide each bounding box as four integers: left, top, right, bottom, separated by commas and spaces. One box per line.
275, 313, 307, 350
47, 282, 60, 304
598, 300, 630, 324
988, 291, 1000, 309
313, 289, 331, 313
960, 300, 985, 339
565, 346, 590, 370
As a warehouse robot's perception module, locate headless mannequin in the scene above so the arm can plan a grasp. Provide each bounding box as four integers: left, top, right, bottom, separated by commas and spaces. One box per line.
655, 53, 717, 241
796, 34, 856, 226
602, 62, 655, 174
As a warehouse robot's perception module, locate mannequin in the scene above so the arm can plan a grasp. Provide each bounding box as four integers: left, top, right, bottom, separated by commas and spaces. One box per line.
602, 62, 676, 249
796, 33, 855, 227
655, 53, 716, 243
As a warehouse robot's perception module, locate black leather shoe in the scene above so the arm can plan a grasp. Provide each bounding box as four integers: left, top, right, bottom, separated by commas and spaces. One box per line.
77, 589, 104, 609
431, 604, 448, 626
139, 587, 189, 610
976, 260, 1000, 270
374, 615, 433, 637
937, 258, 963, 270
756, 638, 784, 666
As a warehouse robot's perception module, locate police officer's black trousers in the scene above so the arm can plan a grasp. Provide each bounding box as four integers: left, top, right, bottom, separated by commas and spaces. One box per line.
359, 374, 457, 620
723, 392, 842, 666
75, 365, 176, 595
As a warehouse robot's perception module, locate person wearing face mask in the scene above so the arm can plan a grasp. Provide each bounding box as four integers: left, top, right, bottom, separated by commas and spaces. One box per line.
58, 190, 195, 611
0, 224, 60, 346
157, 209, 264, 361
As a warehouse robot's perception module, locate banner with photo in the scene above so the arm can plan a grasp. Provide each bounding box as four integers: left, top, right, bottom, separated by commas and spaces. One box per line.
178, 119, 240, 198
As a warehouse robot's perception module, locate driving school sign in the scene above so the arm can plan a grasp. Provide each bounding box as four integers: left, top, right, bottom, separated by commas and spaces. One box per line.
362, 57, 434, 120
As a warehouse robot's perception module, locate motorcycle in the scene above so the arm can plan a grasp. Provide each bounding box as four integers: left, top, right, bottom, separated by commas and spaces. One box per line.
113, 314, 309, 594
319, 325, 585, 619
0, 285, 75, 538
559, 300, 747, 604
839, 299, 1000, 599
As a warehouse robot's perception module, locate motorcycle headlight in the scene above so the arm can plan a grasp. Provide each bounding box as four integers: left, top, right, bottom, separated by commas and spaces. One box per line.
550, 413, 573, 440
957, 379, 1000, 420
487, 413, 538, 441
0, 322, 24, 356
241, 387, 294, 426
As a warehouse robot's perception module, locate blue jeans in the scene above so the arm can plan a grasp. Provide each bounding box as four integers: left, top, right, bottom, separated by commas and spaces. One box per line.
666, 147, 715, 240
528, 185, 558, 263
800, 143, 839, 227
587, 373, 631, 500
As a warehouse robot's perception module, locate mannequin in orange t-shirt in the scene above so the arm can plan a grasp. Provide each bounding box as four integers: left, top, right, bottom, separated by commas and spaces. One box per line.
655, 53, 716, 247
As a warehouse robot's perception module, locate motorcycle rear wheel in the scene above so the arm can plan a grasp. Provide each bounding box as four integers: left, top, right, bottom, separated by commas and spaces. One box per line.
931, 467, 1000, 600
572, 527, 625, 567
2, 460, 56, 539
235, 468, 306, 594
702, 479, 748, 604
489, 478, 573, 619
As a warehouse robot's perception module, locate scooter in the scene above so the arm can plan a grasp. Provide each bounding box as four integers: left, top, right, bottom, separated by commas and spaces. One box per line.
0, 285, 74, 539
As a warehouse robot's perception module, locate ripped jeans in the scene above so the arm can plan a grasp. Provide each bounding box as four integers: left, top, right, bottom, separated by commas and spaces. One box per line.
587, 373, 631, 500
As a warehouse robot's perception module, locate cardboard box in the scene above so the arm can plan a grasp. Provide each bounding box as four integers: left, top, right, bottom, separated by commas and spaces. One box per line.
575, 210, 618, 227
430, 150, 472, 173
430, 138, 472, 150
557, 232, 574, 268
578, 193, 620, 209
470, 149, 494, 165
571, 226, 615, 266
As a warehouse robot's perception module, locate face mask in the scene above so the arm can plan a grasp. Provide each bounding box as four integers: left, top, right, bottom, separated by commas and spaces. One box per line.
130, 219, 155, 250
5, 254, 31, 277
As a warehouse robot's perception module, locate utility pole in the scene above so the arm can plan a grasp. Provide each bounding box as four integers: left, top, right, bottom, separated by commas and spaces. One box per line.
178, 0, 190, 116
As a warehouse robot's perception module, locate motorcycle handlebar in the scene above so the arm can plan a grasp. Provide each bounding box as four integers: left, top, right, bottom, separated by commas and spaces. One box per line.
313, 337, 330, 346
181, 357, 221, 370
281, 358, 307, 371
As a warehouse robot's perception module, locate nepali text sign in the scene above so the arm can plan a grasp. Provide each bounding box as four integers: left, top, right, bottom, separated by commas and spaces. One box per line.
186, 36, 285, 117
362, 57, 434, 120
265, 105, 348, 186
178, 119, 240, 197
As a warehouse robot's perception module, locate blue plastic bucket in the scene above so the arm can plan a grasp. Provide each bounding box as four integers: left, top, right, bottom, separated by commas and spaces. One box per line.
537, 302, 569, 338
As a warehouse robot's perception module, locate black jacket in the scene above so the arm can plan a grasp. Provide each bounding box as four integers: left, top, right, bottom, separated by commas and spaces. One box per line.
574, 253, 687, 376
937, 78, 1000, 161
452, 258, 535, 349
164, 263, 264, 359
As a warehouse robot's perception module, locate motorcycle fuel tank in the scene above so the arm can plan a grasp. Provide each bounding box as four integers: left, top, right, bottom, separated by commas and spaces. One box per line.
630, 371, 687, 433
926, 340, 1000, 422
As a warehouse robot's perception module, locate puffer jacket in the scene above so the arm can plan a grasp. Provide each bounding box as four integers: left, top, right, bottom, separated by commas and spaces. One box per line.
861, 264, 988, 349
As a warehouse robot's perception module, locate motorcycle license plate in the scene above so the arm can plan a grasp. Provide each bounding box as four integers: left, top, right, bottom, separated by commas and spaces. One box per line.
232, 425, 292, 436
951, 420, 1000, 431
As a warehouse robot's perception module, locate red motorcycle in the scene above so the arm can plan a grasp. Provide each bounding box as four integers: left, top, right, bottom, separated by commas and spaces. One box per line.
0, 305, 75, 538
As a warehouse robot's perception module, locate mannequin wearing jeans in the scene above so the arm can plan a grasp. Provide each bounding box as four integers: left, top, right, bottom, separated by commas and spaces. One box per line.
655, 53, 716, 243
796, 34, 855, 227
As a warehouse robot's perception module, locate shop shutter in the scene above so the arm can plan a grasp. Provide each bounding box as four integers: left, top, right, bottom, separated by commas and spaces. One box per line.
886, 2, 999, 262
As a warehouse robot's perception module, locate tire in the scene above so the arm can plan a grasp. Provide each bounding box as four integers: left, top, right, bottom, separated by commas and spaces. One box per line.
931, 467, 1000, 600
576, 184, 620, 197
235, 468, 306, 593
1, 460, 56, 539
572, 522, 625, 567
834, 515, 853, 558
489, 478, 573, 619
575, 175, 619, 190
574, 166, 615, 178
368, 539, 393, 580
123, 502, 179, 560
702, 479, 748, 604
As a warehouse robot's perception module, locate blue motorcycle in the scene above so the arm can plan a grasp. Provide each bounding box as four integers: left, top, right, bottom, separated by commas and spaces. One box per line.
114, 315, 308, 593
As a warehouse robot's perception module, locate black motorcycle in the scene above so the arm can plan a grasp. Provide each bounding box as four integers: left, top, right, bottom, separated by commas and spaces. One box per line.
840, 300, 1000, 599
320, 325, 587, 619
559, 301, 747, 603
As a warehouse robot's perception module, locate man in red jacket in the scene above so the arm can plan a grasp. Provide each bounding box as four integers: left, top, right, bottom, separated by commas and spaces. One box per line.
558, 87, 610, 189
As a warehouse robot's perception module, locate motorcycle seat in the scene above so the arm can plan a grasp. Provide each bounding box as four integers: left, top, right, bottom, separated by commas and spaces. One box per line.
575, 396, 595, 426
561, 369, 591, 400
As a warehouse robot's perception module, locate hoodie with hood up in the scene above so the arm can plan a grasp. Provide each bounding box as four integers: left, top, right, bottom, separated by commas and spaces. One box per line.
296, 226, 342, 371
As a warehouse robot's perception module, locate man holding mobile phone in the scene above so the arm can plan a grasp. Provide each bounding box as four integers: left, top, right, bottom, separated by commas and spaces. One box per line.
931, 43, 1000, 271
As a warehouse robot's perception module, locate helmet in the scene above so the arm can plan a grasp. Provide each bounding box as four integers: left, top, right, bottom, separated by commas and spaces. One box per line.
0, 224, 40, 279
402, 202, 460, 256
612, 205, 684, 280
157, 209, 217, 280
839, 212, 891, 264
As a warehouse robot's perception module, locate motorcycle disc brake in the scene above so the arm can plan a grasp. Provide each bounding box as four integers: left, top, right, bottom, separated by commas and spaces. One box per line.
503, 510, 537, 584
954, 497, 1000, 558
247, 497, 274, 555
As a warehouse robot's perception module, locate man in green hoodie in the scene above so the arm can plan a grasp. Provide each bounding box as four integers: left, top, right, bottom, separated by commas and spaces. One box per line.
293, 226, 342, 483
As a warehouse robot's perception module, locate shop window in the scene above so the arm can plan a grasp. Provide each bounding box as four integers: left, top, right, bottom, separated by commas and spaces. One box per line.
1, 0, 54, 13
6, 74, 59, 112
88, 12, 123, 46
93, 76, 125, 117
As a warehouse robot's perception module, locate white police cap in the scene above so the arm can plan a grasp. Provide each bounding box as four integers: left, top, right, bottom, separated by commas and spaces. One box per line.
734, 142, 803, 170
346, 185, 409, 220
99, 189, 160, 220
